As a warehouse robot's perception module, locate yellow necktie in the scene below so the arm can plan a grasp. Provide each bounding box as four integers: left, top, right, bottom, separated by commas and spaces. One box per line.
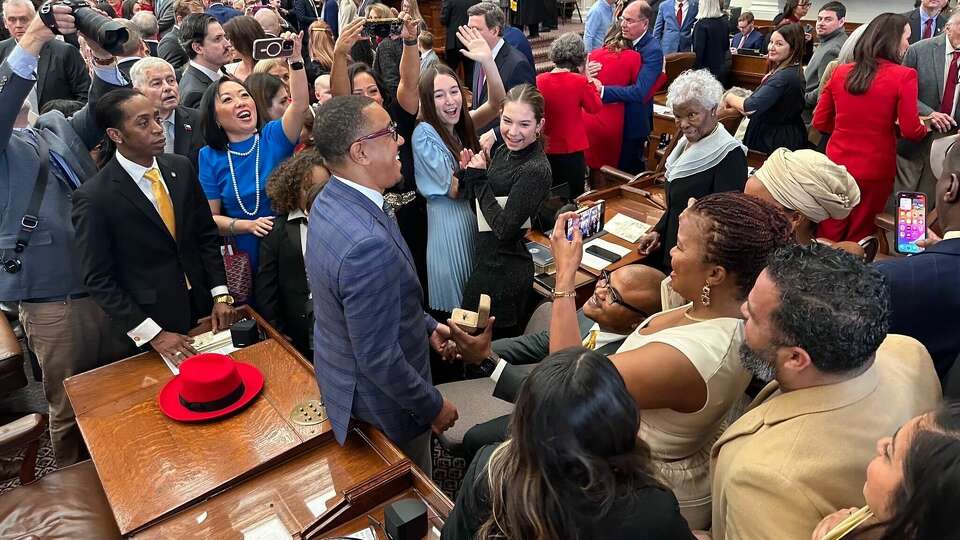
144, 167, 176, 238
582, 329, 598, 351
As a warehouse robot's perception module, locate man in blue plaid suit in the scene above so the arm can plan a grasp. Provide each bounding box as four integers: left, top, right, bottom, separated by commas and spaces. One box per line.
306, 96, 458, 474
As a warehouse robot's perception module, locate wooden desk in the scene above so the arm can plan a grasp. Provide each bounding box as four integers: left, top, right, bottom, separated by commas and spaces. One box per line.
526, 182, 665, 306
729, 53, 767, 90
65, 308, 454, 537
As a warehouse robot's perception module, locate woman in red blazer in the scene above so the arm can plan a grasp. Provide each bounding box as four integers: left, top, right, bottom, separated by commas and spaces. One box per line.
537, 32, 603, 200
813, 12, 928, 242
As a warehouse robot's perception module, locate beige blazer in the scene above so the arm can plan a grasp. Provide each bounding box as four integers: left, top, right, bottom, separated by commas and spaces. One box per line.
709, 334, 942, 540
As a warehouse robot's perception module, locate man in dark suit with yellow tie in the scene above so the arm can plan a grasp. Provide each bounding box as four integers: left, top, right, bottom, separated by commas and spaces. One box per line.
71, 88, 239, 364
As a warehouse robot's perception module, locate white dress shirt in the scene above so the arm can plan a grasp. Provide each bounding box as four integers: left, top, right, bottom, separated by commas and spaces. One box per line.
162, 109, 176, 154
115, 151, 229, 345
188, 60, 223, 82
287, 208, 309, 257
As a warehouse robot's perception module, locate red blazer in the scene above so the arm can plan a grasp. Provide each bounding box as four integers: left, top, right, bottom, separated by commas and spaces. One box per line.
813, 60, 927, 184
537, 71, 603, 154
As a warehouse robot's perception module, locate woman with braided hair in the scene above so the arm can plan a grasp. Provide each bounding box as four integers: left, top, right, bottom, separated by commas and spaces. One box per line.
548, 192, 795, 528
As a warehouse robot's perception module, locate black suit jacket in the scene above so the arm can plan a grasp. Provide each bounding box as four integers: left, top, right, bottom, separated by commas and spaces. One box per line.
0, 38, 91, 107
171, 106, 206, 167
906, 8, 947, 45
179, 64, 215, 109
440, 0, 479, 52
158, 26, 189, 70
875, 238, 960, 378
472, 40, 535, 110
71, 153, 227, 338
490, 311, 627, 403
255, 213, 312, 354
117, 58, 139, 84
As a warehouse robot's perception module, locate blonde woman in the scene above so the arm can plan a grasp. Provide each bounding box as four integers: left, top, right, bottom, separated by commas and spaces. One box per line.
307, 20, 335, 85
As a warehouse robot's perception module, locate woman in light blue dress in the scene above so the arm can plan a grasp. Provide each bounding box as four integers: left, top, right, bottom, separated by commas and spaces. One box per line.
412, 29, 505, 313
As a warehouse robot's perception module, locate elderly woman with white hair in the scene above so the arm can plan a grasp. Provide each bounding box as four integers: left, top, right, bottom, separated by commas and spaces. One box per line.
637, 69, 748, 271
745, 147, 867, 257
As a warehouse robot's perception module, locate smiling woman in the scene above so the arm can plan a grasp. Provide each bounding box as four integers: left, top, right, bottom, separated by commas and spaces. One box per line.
196, 30, 310, 291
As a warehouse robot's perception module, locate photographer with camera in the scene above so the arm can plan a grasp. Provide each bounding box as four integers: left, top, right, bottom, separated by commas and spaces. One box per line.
0, 1, 129, 467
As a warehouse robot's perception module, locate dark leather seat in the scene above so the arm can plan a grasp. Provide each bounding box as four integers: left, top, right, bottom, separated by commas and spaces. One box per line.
0, 460, 121, 539
0, 307, 26, 395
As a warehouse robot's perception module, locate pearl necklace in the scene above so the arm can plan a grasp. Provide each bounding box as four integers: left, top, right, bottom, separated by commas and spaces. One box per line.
226, 134, 261, 217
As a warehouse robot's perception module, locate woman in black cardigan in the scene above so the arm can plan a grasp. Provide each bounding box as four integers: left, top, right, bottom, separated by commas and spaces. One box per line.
441, 347, 695, 540
692, 0, 731, 84
460, 84, 552, 338
638, 69, 748, 272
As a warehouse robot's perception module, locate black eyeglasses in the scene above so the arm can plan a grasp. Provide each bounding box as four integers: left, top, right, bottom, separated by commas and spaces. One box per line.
353, 121, 399, 144
599, 270, 648, 315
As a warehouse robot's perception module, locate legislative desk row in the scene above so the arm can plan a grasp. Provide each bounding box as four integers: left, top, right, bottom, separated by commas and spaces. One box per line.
61, 306, 452, 539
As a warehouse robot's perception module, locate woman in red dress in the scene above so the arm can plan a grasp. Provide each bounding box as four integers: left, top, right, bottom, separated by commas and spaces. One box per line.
583, 27, 641, 171
813, 12, 928, 242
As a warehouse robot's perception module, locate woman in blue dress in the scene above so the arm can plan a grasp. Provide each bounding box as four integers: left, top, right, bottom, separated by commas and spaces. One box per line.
198, 30, 311, 275
412, 26, 505, 314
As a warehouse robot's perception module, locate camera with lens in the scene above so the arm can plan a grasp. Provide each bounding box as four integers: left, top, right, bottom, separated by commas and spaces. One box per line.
38, 0, 129, 55
362, 18, 403, 39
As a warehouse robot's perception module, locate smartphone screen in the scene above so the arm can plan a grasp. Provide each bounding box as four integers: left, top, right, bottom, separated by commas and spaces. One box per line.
565, 202, 605, 240
895, 192, 927, 254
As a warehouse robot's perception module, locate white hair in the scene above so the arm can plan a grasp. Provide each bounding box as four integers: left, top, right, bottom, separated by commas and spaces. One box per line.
129, 57, 176, 89
836, 22, 868, 64
3, 0, 36, 14
697, 0, 724, 19
666, 68, 724, 110
131, 11, 160, 37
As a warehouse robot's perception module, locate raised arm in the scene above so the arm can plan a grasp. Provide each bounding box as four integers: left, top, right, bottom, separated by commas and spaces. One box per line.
281, 31, 311, 143
460, 25, 505, 128
548, 211, 587, 352
330, 17, 365, 97
395, 11, 421, 115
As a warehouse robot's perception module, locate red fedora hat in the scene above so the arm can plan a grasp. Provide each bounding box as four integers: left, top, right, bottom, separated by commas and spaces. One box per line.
158, 353, 264, 422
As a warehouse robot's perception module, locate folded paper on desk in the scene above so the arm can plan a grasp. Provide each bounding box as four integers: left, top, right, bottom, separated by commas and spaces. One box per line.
604, 213, 652, 243
581, 239, 632, 272
477, 197, 531, 232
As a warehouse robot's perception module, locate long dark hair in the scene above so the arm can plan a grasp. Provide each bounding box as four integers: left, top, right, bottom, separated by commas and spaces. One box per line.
477, 347, 664, 539
245, 72, 286, 120
347, 62, 391, 107
95, 87, 143, 168
199, 77, 267, 152
852, 401, 960, 540
845, 13, 909, 95
769, 23, 806, 73
779, 0, 801, 21
417, 64, 479, 157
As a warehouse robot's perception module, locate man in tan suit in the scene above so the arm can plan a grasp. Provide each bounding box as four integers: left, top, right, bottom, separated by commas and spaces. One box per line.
709, 244, 941, 540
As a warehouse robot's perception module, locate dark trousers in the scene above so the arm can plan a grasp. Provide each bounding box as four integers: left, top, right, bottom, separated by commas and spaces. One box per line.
462, 413, 511, 465
617, 137, 646, 174
547, 151, 587, 200
445, 48, 475, 90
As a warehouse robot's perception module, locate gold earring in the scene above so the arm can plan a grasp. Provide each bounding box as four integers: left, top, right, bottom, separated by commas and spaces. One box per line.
700, 283, 711, 307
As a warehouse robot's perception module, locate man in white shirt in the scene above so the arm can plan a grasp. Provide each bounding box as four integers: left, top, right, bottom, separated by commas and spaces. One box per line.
177, 12, 233, 108
71, 88, 238, 364
130, 57, 206, 166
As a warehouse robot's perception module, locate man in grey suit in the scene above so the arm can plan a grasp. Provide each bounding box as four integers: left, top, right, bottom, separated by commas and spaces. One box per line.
895, 12, 960, 210
158, 0, 204, 71
446, 264, 665, 461
0, 6, 126, 466
306, 96, 458, 474
802, 1, 846, 125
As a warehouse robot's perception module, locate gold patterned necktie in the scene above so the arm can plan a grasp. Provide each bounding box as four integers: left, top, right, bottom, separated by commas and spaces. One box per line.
582, 329, 598, 351
144, 167, 176, 238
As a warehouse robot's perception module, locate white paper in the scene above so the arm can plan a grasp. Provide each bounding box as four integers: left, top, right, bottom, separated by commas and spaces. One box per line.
341, 526, 378, 540
581, 238, 632, 272
476, 197, 531, 232
653, 104, 674, 117
159, 330, 239, 375
604, 213, 652, 243
241, 515, 292, 540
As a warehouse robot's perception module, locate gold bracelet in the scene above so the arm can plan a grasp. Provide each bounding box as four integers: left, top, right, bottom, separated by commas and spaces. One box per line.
551, 289, 576, 299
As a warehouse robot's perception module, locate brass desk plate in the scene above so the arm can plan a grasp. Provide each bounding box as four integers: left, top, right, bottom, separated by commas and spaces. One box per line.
291, 399, 328, 426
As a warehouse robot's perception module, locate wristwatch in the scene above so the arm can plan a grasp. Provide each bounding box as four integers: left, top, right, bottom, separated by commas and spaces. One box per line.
480, 350, 501, 373
214, 294, 235, 305
288, 60, 305, 70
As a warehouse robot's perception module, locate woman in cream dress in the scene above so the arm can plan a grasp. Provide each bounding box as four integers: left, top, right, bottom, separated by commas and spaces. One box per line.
549, 192, 794, 527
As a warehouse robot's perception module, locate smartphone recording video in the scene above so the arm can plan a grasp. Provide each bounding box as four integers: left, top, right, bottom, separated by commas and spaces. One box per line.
565, 201, 606, 241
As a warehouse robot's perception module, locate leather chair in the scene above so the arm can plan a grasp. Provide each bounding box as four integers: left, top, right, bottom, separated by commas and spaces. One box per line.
0, 460, 122, 539
0, 306, 26, 396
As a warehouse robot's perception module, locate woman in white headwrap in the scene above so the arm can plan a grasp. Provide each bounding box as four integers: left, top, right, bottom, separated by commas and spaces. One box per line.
745, 147, 866, 256
637, 69, 748, 271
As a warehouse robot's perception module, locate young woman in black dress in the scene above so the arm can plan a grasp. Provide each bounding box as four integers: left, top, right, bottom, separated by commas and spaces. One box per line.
460, 84, 552, 338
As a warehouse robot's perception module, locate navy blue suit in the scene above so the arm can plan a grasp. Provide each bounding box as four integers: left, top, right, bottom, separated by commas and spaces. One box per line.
875, 238, 960, 378
731, 30, 763, 50
602, 32, 664, 172
306, 177, 442, 445
205, 3, 242, 24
